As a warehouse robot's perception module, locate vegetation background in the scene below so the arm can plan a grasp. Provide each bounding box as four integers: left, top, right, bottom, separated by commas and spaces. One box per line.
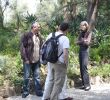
0, 0, 110, 88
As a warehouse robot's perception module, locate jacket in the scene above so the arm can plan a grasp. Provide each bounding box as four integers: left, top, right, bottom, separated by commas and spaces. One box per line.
20, 32, 43, 63
77, 31, 92, 51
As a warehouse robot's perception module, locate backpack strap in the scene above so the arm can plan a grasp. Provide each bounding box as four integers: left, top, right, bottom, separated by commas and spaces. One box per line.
56, 34, 65, 39
58, 52, 63, 57
55, 33, 65, 58
52, 32, 55, 38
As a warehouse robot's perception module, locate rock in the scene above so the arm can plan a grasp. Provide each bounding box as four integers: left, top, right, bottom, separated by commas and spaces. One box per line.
0, 96, 4, 100
90, 76, 103, 85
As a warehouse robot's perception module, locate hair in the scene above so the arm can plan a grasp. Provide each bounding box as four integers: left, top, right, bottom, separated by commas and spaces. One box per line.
80, 21, 89, 30
59, 22, 69, 32
31, 21, 39, 29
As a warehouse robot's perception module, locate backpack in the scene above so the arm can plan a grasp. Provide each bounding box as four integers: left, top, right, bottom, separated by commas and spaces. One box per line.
40, 33, 64, 65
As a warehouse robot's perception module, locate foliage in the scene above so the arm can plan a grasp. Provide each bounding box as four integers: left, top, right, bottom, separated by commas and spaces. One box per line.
24, 12, 37, 29
89, 64, 110, 78
0, 28, 20, 56
0, 54, 22, 86
46, 15, 64, 32
67, 66, 80, 79
90, 48, 101, 62
0, 0, 110, 86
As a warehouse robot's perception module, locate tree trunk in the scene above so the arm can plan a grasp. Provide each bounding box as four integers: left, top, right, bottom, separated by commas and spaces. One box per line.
106, 0, 110, 24
0, 0, 4, 28
87, 0, 99, 31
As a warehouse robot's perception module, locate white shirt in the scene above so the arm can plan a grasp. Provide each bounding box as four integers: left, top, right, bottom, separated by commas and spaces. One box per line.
47, 31, 70, 63
32, 35, 40, 63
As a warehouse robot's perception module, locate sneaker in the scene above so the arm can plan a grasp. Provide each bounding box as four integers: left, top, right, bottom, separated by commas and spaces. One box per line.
36, 92, 43, 97
22, 93, 29, 98
79, 85, 85, 89
85, 86, 91, 91
61, 97, 73, 100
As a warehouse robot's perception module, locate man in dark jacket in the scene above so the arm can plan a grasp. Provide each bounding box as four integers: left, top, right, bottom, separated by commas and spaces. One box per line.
20, 22, 43, 98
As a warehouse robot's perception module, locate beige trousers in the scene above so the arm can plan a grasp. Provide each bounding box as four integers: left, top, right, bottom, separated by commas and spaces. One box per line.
43, 62, 67, 100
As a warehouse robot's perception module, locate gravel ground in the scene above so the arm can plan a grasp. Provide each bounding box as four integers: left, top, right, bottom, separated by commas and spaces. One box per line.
7, 84, 110, 100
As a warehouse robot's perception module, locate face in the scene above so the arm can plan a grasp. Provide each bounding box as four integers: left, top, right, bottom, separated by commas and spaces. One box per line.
32, 23, 41, 33
80, 23, 87, 31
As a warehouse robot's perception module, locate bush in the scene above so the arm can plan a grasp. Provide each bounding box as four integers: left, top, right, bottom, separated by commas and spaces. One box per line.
98, 42, 110, 60
90, 48, 101, 62
90, 64, 110, 78
0, 54, 22, 86
67, 66, 80, 79
3, 35, 20, 56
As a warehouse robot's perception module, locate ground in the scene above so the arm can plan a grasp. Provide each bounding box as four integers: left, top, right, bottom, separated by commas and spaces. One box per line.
7, 84, 110, 100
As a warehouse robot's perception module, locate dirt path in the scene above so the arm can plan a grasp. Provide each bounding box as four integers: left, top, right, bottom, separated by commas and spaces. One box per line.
7, 84, 110, 100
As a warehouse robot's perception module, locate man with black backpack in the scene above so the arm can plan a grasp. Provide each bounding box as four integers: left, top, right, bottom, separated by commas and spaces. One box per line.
42, 22, 70, 100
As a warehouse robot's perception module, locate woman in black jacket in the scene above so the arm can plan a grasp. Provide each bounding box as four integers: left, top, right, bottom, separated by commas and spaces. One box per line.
76, 21, 92, 91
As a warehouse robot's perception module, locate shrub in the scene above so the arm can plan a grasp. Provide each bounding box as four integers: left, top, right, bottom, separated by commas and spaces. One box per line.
90, 48, 101, 62
90, 64, 110, 78
0, 54, 22, 86
98, 42, 110, 60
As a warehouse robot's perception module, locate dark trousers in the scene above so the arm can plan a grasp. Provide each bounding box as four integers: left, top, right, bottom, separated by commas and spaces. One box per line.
22, 61, 42, 95
79, 51, 90, 87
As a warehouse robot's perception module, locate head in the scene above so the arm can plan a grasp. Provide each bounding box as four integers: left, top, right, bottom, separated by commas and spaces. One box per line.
31, 21, 41, 34
59, 22, 69, 33
80, 21, 89, 31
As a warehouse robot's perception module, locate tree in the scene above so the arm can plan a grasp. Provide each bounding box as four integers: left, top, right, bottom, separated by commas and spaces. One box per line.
0, 0, 9, 28
87, 0, 99, 31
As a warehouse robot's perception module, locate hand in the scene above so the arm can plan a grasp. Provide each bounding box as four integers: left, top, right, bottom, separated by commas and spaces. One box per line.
32, 61, 35, 63
84, 39, 87, 42
64, 60, 68, 66
64, 60, 67, 63
25, 60, 29, 64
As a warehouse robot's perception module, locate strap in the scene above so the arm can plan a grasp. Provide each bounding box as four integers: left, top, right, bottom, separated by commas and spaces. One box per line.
52, 32, 55, 38
52, 33, 64, 58
52, 32, 65, 39
56, 34, 65, 39
58, 52, 63, 58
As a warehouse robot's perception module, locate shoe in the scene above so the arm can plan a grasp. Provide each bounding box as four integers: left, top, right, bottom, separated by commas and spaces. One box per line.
36, 92, 43, 97
61, 97, 73, 100
22, 93, 29, 98
79, 85, 85, 89
85, 86, 91, 91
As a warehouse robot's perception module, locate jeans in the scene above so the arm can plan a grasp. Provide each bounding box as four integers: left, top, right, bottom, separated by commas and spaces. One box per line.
22, 60, 43, 96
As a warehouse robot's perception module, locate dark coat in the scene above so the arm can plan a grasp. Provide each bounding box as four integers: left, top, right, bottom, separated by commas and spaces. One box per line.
20, 32, 43, 63
77, 31, 92, 51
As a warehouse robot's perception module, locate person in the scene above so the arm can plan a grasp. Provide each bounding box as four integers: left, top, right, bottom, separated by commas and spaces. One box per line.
20, 21, 43, 98
42, 25, 73, 100
42, 63, 73, 100
42, 22, 70, 100
76, 21, 92, 91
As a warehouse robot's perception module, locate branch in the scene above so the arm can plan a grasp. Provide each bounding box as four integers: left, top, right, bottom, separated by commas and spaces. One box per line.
2, 1, 9, 13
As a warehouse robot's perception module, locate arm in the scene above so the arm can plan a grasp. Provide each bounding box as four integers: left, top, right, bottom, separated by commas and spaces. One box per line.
83, 32, 92, 46
63, 48, 69, 65
76, 33, 84, 45
20, 34, 29, 63
62, 37, 69, 65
